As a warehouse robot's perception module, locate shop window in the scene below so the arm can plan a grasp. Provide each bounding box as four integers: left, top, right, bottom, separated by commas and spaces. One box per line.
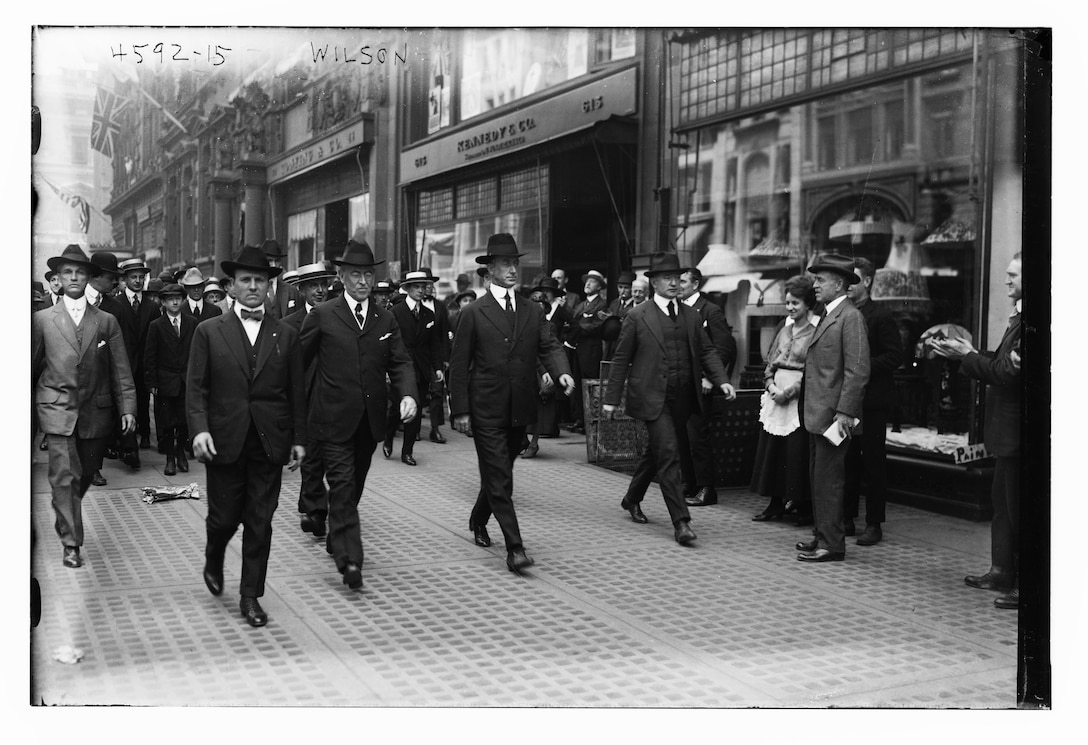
348, 193, 370, 245
287, 209, 318, 269
456, 178, 498, 218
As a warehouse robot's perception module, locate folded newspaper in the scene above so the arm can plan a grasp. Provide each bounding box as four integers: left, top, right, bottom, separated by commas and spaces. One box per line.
141, 483, 201, 504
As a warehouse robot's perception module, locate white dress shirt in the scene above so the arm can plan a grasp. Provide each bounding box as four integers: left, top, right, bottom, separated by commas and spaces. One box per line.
62, 294, 88, 326
234, 303, 263, 345
488, 283, 516, 310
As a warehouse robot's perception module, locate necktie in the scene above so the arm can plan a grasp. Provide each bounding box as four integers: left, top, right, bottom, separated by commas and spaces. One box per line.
132, 294, 140, 313
504, 291, 516, 328
412, 303, 420, 320
93, 294, 101, 307
668, 301, 676, 319
172, 316, 180, 336
355, 302, 365, 329
241, 308, 264, 321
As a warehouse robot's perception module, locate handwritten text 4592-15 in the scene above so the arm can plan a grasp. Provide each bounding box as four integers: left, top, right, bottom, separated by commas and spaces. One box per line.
111, 44, 232, 66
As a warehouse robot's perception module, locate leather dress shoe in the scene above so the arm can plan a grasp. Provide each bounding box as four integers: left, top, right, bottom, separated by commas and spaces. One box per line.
203, 560, 224, 596
123, 450, 141, 470
798, 548, 845, 562
105, 447, 119, 460
994, 588, 1019, 609
674, 521, 697, 545
429, 429, 447, 444
164, 454, 177, 476
342, 562, 363, 589
507, 549, 535, 573
620, 498, 648, 524
239, 596, 268, 627
91, 470, 107, 486
401, 454, 417, 466
843, 519, 856, 537
752, 507, 785, 522
685, 486, 718, 507
795, 538, 819, 552
300, 512, 327, 537
382, 442, 393, 458
176, 448, 189, 473
139, 436, 152, 450
782, 500, 797, 515
856, 524, 883, 546
964, 570, 1013, 591
469, 520, 491, 547
520, 443, 539, 459
62, 546, 83, 568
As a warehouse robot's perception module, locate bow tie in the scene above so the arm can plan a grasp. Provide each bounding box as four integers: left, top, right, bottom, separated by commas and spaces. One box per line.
240, 308, 264, 322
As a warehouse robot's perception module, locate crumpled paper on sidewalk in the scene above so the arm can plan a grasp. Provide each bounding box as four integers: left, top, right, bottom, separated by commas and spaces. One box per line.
52, 646, 84, 664
141, 483, 201, 504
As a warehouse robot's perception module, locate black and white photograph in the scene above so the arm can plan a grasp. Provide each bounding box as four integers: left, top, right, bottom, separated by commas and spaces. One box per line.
18, 7, 1068, 735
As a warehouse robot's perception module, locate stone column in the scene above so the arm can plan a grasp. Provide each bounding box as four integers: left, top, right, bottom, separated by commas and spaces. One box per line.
209, 178, 234, 271
239, 161, 268, 249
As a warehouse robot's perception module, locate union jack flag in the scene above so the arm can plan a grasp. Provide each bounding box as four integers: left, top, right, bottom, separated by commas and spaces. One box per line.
90, 86, 127, 158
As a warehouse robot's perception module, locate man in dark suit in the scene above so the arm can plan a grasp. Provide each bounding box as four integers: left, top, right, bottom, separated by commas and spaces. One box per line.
384, 270, 445, 466
678, 266, 739, 507
187, 245, 307, 628
33, 244, 136, 568
261, 239, 300, 319
796, 254, 871, 563
601, 270, 637, 361
932, 253, 1022, 609
843, 257, 903, 545
603, 253, 735, 545
567, 269, 609, 434
281, 262, 335, 539
449, 234, 574, 572
550, 268, 581, 312
87, 251, 129, 480
116, 258, 158, 452
144, 283, 195, 476
299, 240, 418, 591
179, 267, 224, 324
419, 267, 451, 443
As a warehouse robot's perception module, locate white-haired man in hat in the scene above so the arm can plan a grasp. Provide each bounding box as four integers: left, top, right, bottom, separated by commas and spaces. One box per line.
33, 245, 136, 568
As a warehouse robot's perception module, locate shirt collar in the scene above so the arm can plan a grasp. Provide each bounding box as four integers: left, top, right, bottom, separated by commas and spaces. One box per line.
406, 296, 419, 311
125, 287, 141, 302
682, 292, 700, 307
305, 302, 315, 314
85, 286, 100, 303
1014, 299, 1022, 316
233, 302, 262, 322
652, 294, 675, 313
824, 294, 847, 314
190, 297, 202, 310
63, 294, 87, 313
585, 292, 599, 303
785, 313, 820, 328
488, 283, 515, 306
347, 296, 369, 315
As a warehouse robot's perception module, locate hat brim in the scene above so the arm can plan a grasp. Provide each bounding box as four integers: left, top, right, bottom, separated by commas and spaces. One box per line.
581, 274, 607, 285
220, 261, 284, 279
808, 264, 861, 284
47, 255, 102, 277
475, 252, 527, 264
332, 258, 385, 268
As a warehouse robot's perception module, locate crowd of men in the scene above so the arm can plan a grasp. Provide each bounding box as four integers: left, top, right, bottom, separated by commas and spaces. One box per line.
32, 235, 1023, 627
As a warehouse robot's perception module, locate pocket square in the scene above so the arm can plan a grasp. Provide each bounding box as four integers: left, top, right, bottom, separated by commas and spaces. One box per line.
379, 332, 392, 341
97, 340, 107, 348
703, 320, 708, 327
426, 321, 435, 328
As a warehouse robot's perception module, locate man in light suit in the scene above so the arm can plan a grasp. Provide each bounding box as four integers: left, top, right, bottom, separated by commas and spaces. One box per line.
932, 253, 1022, 609
603, 253, 735, 545
384, 269, 445, 466
796, 254, 871, 563
299, 240, 418, 591
33, 244, 136, 568
187, 245, 307, 628
449, 233, 574, 572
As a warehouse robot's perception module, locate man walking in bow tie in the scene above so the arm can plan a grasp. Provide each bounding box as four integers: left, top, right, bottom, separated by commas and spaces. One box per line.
187, 246, 307, 628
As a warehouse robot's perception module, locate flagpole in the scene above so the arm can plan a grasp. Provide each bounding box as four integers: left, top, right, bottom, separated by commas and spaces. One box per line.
135, 87, 190, 136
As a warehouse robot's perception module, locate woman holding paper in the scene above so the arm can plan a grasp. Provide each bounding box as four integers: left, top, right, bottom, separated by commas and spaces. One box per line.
750, 276, 820, 523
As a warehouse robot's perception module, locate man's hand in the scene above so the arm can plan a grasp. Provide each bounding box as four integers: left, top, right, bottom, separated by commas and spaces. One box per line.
719, 383, 736, 400
287, 445, 306, 471
833, 412, 856, 440
192, 431, 217, 462
400, 396, 418, 423
559, 373, 575, 396
701, 376, 712, 395
596, 310, 612, 320
602, 403, 617, 419
540, 372, 554, 393
452, 414, 471, 434
1010, 349, 1021, 370
931, 337, 975, 360
120, 414, 136, 436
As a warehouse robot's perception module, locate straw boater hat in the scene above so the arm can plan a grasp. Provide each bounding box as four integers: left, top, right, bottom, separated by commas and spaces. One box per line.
159, 283, 186, 298
333, 239, 384, 268
581, 269, 607, 287
475, 233, 526, 264
643, 252, 686, 277
220, 245, 284, 279
280, 269, 299, 285
178, 267, 208, 287
372, 279, 395, 294
47, 244, 101, 276
118, 257, 149, 276
400, 269, 435, 286
808, 253, 861, 285
202, 280, 225, 297
294, 262, 336, 285
90, 251, 122, 277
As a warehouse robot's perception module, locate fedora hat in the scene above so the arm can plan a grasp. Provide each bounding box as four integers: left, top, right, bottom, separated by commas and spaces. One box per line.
475, 233, 526, 264
334, 239, 385, 268
294, 261, 336, 285
643, 252, 685, 278
581, 269, 607, 286
178, 267, 208, 286
531, 276, 563, 296
47, 244, 100, 275
373, 279, 395, 294
616, 270, 637, 285
476, 266, 489, 278
400, 269, 434, 286
44, 269, 57, 281
221, 245, 284, 279
159, 282, 186, 298
158, 270, 175, 282
90, 250, 122, 276
118, 257, 149, 275
808, 253, 861, 285
261, 239, 287, 258
202, 280, 225, 297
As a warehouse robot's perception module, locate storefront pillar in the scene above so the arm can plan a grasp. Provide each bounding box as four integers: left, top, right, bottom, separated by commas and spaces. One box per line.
209, 178, 234, 272
240, 161, 268, 248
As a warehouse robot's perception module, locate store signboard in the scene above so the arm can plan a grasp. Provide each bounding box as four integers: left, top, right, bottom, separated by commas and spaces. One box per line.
952, 442, 991, 465
401, 65, 637, 183
269, 117, 374, 185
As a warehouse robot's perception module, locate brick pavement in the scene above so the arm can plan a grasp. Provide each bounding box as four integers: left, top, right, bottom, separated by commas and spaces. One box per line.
30, 428, 1017, 707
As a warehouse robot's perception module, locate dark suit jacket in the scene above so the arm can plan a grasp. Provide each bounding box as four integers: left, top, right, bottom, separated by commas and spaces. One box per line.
448, 290, 570, 429
602, 300, 729, 421
299, 295, 418, 443
801, 297, 871, 435
426, 298, 451, 366
33, 302, 136, 438
854, 298, 903, 410
688, 293, 738, 377
182, 300, 224, 324
959, 312, 1021, 457
265, 277, 300, 320
144, 312, 196, 397
282, 305, 318, 398
115, 290, 159, 374
391, 300, 445, 391
570, 294, 608, 377
186, 311, 306, 465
